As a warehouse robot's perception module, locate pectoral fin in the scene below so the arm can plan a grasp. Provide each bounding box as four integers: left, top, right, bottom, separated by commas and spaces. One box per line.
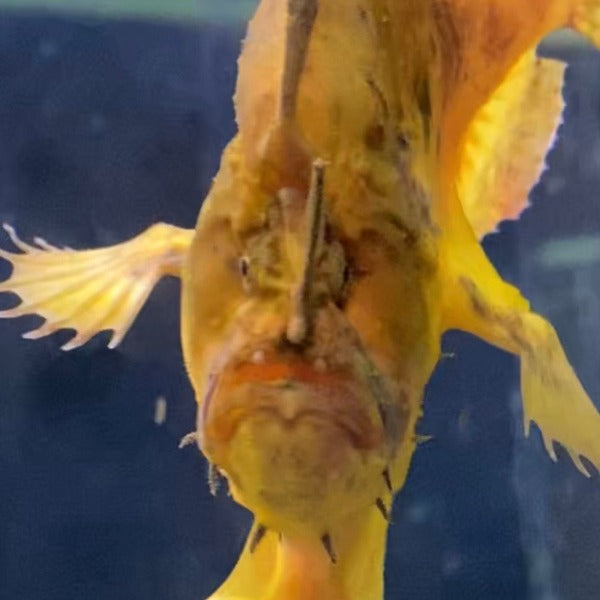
0, 222, 193, 350
442, 244, 600, 476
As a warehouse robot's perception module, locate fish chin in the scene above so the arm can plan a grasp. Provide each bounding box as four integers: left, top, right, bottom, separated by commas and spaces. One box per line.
201, 370, 388, 533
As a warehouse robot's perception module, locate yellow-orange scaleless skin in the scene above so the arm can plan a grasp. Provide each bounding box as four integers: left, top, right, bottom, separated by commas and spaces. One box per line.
179, 2, 600, 599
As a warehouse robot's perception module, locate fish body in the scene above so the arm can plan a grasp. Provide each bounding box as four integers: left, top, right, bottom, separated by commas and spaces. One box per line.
1, 1, 600, 599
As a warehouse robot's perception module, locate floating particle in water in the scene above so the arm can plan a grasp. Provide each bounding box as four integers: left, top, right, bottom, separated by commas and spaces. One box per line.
39, 40, 58, 59
154, 395, 167, 426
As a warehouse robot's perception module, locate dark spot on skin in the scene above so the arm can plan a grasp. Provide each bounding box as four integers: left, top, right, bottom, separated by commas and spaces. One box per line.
375, 497, 389, 521
249, 523, 268, 553
431, 0, 463, 102
342, 264, 351, 286
396, 131, 410, 150
376, 400, 388, 428
371, 375, 410, 448
416, 79, 431, 119
415, 78, 431, 141
239, 256, 250, 277
460, 277, 534, 355
380, 211, 418, 246
321, 533, 337, 564
382, 468, 393, 493
460, 277, 490, 320
366, 76, 390, 119
364, 122, 386, 150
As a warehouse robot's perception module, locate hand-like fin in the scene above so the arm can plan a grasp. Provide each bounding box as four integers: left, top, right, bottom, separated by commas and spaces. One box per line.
443, 252, 600, 477
0, 222, 193, 350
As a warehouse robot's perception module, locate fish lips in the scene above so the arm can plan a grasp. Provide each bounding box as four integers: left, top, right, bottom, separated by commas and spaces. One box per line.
200, 358, 385, 456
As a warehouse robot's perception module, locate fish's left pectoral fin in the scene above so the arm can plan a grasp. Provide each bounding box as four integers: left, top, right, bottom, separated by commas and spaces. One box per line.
446, 266, 600, 477
0, 222, 194, 350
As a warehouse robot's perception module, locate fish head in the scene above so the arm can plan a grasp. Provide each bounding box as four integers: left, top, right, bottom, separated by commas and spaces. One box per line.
181, 182, 411, 533
200, 305, 408, 532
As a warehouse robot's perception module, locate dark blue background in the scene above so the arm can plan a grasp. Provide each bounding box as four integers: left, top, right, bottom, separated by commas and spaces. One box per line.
0, 13, 599, 600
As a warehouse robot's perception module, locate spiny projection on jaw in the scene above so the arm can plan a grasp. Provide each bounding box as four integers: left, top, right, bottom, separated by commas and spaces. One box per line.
416, 434, 434, 445
279, 0, 319, 122
375, 497, 390, 522
249, 523, 268, 553
382, 468, 393, 493
178, 431, 199, 449
178, 432, 222, 496
320, 532, 338, 564
287, 159, 327, 344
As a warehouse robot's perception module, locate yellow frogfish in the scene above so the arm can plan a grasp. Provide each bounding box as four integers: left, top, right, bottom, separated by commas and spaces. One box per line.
1, 1, 600, 599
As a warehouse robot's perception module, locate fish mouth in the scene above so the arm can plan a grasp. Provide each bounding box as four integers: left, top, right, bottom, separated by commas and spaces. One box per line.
201, 355, 384, 453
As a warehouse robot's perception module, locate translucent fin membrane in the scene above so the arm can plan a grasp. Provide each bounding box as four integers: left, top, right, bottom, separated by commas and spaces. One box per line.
520, 313, 600, 477
450, 271, 600, 478
0, 223, 193, 350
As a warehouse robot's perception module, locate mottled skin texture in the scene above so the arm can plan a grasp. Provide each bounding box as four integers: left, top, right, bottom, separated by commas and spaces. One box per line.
179, 2, 600, 599
1, 1, 600, 599
179, 5, 444, 598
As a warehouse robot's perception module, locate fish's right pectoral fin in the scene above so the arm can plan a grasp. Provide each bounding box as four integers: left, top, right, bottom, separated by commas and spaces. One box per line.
443, 251, 600, 477
0, 222, 194, 350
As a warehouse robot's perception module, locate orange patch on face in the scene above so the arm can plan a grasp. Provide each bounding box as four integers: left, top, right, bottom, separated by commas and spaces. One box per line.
202, 356, 384, 453
228, 358, 344, 389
